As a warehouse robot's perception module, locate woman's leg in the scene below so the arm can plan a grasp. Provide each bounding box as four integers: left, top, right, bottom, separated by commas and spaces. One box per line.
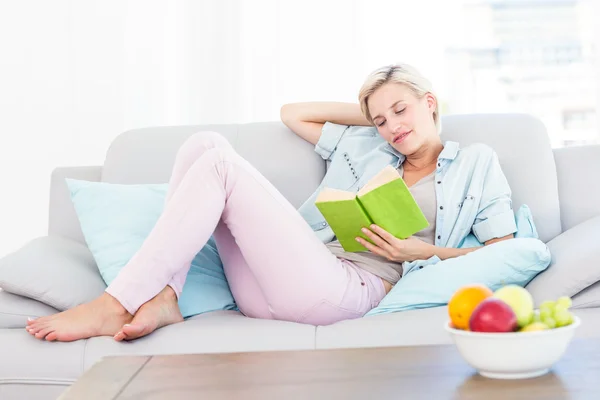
108, 134, 383, 322
25, 132, 239, 342
113, 132, 384, 323
28, 131, 385, 341
115, 134, 272, 341
161, 133, 269, 317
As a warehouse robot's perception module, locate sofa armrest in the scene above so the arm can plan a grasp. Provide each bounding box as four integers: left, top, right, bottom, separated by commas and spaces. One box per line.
49, 166, 102, 244
526, 214, 600, 304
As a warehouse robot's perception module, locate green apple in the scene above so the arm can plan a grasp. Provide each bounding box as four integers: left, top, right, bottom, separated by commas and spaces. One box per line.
493, 285, 534, 328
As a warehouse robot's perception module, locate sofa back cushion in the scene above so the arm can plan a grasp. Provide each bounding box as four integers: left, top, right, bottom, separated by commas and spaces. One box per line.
439, 114, 561, 242
101, 114, 562, 242
101, 122, 325, 209
553, 144, 600, 231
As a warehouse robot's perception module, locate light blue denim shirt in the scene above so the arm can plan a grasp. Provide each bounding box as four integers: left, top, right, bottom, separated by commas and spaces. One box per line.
297, 122, 519, 274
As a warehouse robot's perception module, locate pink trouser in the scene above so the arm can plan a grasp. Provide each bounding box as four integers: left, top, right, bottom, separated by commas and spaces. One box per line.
105, 131, 386, 325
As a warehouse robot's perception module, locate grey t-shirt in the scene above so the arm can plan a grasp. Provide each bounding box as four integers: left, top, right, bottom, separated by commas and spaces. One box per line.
326, 166, 437, 285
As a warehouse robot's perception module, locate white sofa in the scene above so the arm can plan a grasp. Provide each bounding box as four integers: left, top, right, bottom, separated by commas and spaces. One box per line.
1, 114, 600, 400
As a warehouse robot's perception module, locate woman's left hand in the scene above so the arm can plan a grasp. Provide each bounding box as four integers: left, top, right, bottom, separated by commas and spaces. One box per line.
356, 225, 434, 263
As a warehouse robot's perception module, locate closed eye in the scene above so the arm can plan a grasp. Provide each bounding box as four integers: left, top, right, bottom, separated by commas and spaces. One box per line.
376, 120, 386, 127
395, 108, 406, 115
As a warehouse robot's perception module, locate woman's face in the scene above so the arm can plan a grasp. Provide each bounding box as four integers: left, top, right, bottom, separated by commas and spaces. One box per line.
368, 83, 438, 156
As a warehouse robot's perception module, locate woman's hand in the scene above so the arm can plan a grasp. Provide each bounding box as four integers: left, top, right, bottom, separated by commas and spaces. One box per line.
356, 224, 434, 263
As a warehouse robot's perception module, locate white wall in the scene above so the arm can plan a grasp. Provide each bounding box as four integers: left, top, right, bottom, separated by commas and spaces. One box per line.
1, 1, 123, 256
0, 0, 461, 257
0, 0, 597, 257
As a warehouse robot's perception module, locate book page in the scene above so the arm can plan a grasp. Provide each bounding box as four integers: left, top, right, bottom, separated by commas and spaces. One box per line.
357, 165, 401, 197
316, 188, 355, 203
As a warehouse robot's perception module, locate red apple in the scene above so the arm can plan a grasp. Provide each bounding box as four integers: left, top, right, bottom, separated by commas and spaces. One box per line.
469, 298, 518, 333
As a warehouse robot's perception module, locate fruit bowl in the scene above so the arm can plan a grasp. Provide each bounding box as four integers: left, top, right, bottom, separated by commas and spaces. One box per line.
445, 316, 581, 379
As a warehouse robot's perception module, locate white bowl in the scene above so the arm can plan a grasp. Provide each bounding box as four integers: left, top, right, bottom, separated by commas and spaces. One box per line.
445, 316, 581, 379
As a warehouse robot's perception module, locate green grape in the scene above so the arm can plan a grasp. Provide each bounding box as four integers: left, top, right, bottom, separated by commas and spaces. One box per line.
554, 305, 572, 327
542, 316, 557, 329
556, 296, 572, 309
540, 308, 553, 321
540, 300, 556, 314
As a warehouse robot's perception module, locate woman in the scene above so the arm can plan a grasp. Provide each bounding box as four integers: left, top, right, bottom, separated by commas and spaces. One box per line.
26, 63, 516, 342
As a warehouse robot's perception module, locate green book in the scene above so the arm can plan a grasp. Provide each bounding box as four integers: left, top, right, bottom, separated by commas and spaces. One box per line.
315, 165, 429, 252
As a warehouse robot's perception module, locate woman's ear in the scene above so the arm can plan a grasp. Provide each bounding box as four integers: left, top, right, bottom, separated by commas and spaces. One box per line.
425, 93, 437, 114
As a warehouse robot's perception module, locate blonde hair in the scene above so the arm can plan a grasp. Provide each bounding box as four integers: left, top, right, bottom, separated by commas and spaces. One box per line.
358, 63, 441, 133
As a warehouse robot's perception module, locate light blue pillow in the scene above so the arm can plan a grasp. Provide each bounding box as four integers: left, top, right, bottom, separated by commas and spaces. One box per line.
366, 205, 551, 316
66, 179, 236, 318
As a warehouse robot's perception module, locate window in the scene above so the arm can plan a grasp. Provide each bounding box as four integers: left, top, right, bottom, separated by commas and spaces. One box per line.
444, 0, 599, 148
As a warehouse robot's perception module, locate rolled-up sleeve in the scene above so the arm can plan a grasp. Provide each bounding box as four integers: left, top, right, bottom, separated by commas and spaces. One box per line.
314, 122, 349, 161
472, 150, 517, 243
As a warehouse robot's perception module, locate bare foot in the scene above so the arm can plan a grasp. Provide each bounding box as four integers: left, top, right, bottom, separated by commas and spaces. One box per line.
26, 293, 132, 342
113, 286, 183, 342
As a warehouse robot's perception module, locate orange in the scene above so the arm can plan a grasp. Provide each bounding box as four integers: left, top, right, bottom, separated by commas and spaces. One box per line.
448, 284, 493, 330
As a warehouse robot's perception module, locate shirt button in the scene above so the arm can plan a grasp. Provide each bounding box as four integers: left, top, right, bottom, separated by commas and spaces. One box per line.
437, 235, 441, 239
439, 206, 444, 210
419, 266, 424, 270
437, 181, 441, 184
322, 222, 327, 227
437, 163, 441, 167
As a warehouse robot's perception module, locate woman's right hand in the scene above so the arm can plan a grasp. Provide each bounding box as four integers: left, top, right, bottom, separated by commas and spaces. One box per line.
280, 102, 371, 145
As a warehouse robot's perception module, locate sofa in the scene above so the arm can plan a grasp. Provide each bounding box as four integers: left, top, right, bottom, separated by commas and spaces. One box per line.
1, 113, 600, 400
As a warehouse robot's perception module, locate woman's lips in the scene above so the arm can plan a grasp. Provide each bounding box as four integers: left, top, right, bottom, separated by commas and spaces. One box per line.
393, 130, 412, 144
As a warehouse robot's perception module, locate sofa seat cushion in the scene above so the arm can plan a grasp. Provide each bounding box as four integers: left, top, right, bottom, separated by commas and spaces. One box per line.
316, 306, 600, 349
0, 329, 86, 388
83, 310, 316, 369
317, 307, 453, 349
0, 310, 315, 398
0, 289, 59, 329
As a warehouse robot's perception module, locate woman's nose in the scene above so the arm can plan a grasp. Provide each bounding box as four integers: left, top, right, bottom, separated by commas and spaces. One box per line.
391, 123, 404, 134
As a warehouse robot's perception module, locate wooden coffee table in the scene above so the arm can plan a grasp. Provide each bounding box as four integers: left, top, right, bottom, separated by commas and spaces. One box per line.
59, 339, 600, 400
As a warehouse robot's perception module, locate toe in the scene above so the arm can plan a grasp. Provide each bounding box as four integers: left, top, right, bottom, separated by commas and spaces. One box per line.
29, 320, 44, 330
45, 331, 58, 341
28, 325, 43, 335
121, 324, 146, 340
33, 316, 50, 324
113, 331, 127, 342
35, 327, 53, 340
29, 322, 51, 334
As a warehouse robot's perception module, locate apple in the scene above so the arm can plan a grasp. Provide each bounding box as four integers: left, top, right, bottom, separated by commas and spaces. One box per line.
469, 298, 518, 333
493, 285, 534, 327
